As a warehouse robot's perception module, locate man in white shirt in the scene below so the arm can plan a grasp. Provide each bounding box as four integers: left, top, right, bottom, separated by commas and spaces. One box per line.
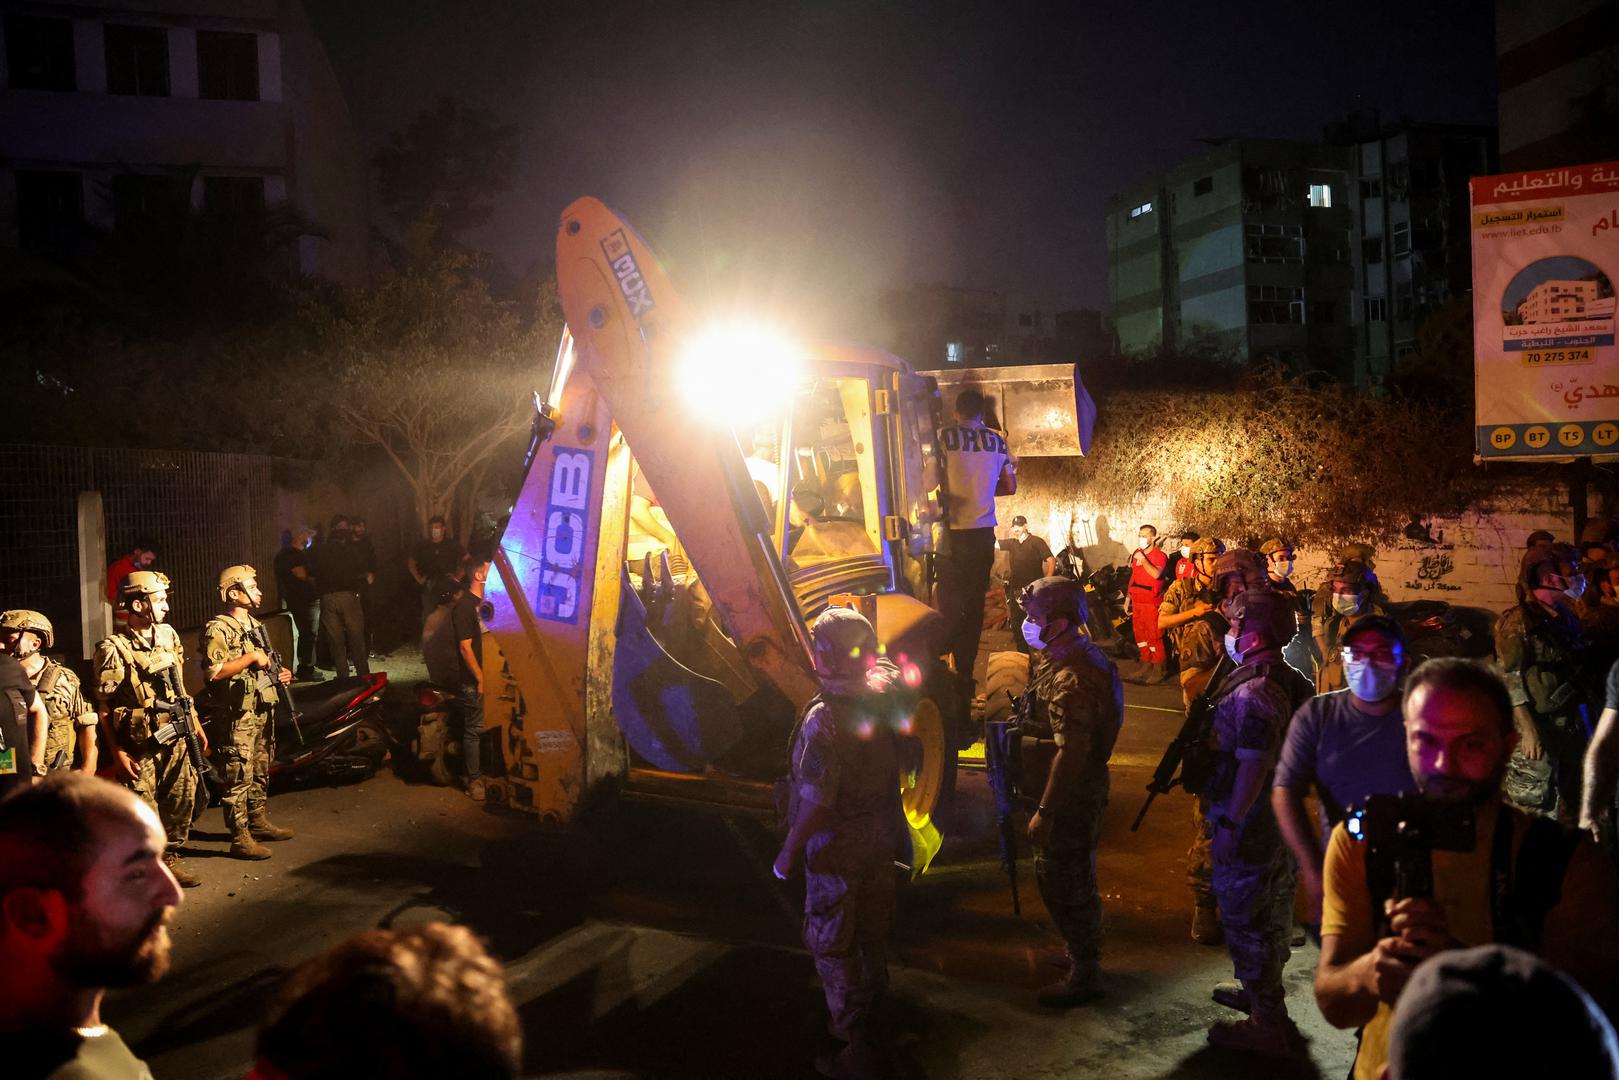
937, 388, 1013, 690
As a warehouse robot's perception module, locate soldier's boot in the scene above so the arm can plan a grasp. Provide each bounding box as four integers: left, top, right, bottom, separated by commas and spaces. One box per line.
1191, 900, 1225, 946
1208, 994, 1305, 1058
163, 851, 202, 889
248, 809, 295, 841
1036, 952, 1100, 1016
230, 829, 273, 860
1211, 979, 1250, 1013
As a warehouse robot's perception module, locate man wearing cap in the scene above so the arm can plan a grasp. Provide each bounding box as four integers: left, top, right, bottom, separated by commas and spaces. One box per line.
1272, 615, 1413, 939
999, 516, 1054, 654
774, 608, 914, 1079
1017, 576, 1122, 1007
1173, 529, 1201, 581
93, 571, 204, 887
0, 610, 96, 775
202, 566, 295, 860
1201, 589, 1315, 1056
1160, 537, 1229, 707
1312, 548, 1387, 693
1261, 537, 1314, 674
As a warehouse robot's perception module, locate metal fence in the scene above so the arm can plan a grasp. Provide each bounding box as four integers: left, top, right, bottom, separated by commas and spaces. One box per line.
0, 444, 278, 660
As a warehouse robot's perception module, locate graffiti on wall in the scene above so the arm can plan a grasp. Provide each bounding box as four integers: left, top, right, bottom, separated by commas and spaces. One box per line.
1399, 542, 1463, 593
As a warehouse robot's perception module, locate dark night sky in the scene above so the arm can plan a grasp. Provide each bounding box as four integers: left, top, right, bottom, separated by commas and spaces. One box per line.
304, 0, 1498, 340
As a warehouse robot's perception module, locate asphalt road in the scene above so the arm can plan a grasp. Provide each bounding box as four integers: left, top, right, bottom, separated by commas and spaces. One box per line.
106, 671, 1358, 1080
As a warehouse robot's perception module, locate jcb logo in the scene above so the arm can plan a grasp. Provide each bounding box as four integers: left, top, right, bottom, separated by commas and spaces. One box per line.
601, 229, 655, 318
536, 450, 593, 623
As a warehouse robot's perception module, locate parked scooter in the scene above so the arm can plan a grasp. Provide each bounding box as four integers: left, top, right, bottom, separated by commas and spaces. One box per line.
269, 672, 392, 786
1385, 600, 1496, 661
406, 681, 459, 786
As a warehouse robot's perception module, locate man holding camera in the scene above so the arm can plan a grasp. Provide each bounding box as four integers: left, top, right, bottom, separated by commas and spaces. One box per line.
1315, 659, 1619, 1080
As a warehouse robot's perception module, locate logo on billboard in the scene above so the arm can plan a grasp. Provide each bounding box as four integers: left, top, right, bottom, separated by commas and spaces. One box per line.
536, 449, 593, 623
601, 229, 655, 319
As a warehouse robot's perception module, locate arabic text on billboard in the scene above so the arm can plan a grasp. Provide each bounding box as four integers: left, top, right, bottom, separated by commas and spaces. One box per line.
1471, 161, 1619, 460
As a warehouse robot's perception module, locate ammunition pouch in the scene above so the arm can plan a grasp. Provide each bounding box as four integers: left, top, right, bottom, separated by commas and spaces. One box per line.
118, 707, 155, 752
1016, 734, 1057, 805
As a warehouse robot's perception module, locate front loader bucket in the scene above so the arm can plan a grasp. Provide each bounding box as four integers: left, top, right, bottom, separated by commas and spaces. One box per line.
613, 571, 744, 772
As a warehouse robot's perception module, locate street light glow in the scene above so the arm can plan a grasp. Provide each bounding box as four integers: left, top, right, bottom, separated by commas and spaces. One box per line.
678, 322, 803, 425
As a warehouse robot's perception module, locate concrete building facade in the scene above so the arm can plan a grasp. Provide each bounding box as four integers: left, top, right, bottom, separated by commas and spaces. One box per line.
0, 0, 367, 284
1107, 121, 1492, 388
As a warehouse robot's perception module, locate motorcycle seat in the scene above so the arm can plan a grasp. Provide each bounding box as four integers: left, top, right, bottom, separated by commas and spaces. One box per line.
290, 676, 376, 725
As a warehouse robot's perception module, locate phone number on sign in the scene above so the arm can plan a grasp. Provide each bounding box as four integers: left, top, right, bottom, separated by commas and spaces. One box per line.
1522, 348, 1594, 366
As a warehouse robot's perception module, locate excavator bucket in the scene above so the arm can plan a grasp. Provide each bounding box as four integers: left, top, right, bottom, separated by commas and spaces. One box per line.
612, 570, 744, 772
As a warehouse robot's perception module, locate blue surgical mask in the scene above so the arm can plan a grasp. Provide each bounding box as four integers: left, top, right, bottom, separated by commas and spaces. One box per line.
1344, 657, 1399, 702
1022, 617, 1047, 651
1224, 632, 1243, 664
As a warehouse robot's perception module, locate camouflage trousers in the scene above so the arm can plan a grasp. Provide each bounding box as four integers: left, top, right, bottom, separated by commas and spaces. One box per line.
1211, 848, 1295, 1012
804, 842, 896, 1042
125, 738, 197, 849
1504, 712, 1587, 818
1034, 803, 1105, 970
1180, 665, 1218, 906
214, 707, 273, 834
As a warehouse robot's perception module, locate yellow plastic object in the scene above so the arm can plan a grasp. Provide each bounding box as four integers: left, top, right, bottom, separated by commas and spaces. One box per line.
899, 694, 947, 877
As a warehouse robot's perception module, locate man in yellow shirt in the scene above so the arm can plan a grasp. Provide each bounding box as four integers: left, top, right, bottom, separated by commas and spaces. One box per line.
1314, 658, 1619, 1080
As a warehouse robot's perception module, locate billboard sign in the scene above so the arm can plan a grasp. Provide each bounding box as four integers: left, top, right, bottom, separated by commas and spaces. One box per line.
1471, 161, 1619, 460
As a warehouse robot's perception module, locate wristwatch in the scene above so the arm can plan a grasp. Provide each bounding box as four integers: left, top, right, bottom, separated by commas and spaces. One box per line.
1216, 814, 1240, 831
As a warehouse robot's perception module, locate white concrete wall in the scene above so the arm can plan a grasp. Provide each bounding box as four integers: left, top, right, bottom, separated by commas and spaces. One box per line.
1000, 459, 1587, 617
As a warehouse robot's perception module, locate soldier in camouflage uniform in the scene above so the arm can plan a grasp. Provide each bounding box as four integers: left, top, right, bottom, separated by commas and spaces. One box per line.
1496, 545, 1595, 818
93, 570, 204, 888
1017, 576, 1123, 1007
202, 566, 295, 860
1312, 546, 1387, 693
1201, 588, 1314, 1056
774, 608, 915, 1080
0, 610, 97, 774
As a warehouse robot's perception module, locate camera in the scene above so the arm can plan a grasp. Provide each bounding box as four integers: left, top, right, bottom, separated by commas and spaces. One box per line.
1346, 792, 1475, 901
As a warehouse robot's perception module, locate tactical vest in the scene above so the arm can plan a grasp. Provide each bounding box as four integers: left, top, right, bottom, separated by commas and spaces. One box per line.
35, 659, 76, 768
96, 626, 184, 750
200, 613, 276, 714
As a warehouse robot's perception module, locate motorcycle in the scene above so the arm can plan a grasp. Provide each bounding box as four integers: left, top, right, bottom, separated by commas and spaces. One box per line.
269, 672, 393, 786
1385, 600, 1496, 661
1080, 564, 1136, 659
405, 681, 460, 786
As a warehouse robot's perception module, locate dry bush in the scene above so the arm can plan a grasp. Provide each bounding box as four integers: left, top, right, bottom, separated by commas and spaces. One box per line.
1057, 367, 1493, 546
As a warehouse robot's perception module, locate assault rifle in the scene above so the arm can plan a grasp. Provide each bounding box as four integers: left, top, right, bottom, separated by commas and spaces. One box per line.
1130, 657, 1231, 832
246, 623, 301, 744
982, 689, 1029, 915
153, 664, 224, 813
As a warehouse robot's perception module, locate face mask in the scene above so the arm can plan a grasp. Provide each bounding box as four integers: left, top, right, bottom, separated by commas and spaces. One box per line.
1180, 546, 1192, 559
1021, 617, 1048, 651
1565, 575, 1587, 602
1138, 537, 1151, 550
1271, 558, 1293, 577
1344, 657, 1399, 702
1332, 593, 1360, 616
1012, 527, 1029, 541
1224, 632, 1243, 664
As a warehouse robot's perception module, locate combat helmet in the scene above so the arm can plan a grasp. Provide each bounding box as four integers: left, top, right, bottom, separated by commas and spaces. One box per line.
218, 564, 258, 603
120, 570, 170, 600
1225, 588, 1295, 661
810, 607, 878, 694
1021, 575, 1089, 624
1259, 537, 1293, 559
1213, 548, 1268, 593
0, 609, 53, 650
1189, 536, 1226, 558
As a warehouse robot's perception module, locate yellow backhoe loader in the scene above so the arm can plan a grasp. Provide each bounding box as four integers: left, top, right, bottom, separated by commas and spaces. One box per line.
479, 197, 974, 871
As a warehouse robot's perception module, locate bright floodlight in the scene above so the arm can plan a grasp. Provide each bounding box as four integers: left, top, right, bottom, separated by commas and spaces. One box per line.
678, 322, 802, 425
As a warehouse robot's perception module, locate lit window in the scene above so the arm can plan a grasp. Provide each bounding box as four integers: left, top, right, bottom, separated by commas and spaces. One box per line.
1128, 201, 1153, 219
1308, 183, 1333, 208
